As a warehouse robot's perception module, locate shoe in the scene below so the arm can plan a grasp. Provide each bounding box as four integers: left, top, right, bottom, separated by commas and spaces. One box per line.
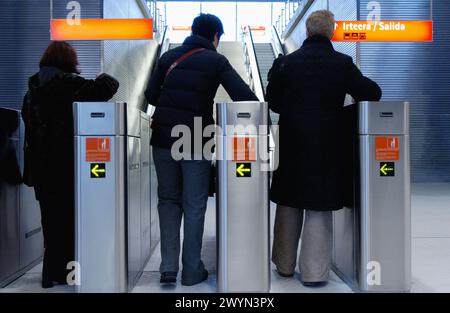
181, 269, 208, 286
276, 267, 294, 278
300, 280, 328, 287
41, 278, 54, 289
160, 272, 177, 284
42, 277, 68, 289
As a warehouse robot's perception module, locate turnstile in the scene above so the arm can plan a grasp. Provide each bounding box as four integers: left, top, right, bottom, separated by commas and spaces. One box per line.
74, 102, 151, 293
0, 107, 43, 287
216, 101, 270, 293
332, 101, 411, 292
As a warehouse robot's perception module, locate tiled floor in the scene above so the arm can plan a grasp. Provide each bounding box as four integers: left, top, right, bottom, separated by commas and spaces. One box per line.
2, 183, 449, 293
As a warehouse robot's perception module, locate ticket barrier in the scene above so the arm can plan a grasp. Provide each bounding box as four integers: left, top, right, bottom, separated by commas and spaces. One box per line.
332, 101, 411, 292
216, 101, 270, 293
73, 102, 151, 292
0, 107, 43, 287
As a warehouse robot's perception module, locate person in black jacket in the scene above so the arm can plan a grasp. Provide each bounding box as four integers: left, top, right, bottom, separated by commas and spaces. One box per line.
145, 14, 258, 286
22, 41, 119, 288
266, 10, 382, 287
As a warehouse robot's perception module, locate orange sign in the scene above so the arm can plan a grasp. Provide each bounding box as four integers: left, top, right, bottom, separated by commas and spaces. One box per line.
51, 19, 153, 41
86, 138, 111, 162
333, 20, 433, 42
172, 26, 192, 31
376, 136, 399, 161
233, 137, 257, 162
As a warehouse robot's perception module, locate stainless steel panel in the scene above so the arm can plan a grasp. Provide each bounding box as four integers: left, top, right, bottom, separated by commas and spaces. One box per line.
0, 107, 43, 286
332, 101, 411, 293
18, 120, 43, 269
75, 135, 126, 293
140, 114, 151, 269
216, 102, 270, 293
74, 102, 125, 136
127, 136, 141, 290
359, 135, 411, 292
332, 206, 357, 286
359, 101, 409, 136
217, 102, 268, 136
0, 154, 20, 283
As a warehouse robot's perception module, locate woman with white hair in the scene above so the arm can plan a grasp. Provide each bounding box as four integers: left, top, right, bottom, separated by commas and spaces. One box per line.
267, 10, 382, 287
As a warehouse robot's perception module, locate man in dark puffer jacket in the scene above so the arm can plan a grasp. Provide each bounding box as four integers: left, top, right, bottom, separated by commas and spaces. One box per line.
145, 14, 257, 286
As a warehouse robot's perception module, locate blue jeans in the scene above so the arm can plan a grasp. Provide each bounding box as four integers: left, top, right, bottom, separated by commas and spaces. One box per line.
152, 147, 211, 283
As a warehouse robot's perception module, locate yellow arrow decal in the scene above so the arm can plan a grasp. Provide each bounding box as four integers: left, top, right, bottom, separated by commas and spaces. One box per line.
380, 163, 394, 176
236, 163, 251, 177
91, 164, 106, 177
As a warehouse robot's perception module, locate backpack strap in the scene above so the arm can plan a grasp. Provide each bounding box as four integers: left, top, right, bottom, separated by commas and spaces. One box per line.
164, 47, 206, 80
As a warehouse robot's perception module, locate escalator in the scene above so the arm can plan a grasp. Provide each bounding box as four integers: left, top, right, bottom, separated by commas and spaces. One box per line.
243, 26, 286, 125
253, 43, 276, 92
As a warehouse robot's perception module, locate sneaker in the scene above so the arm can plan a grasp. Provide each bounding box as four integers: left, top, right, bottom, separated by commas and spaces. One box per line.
160, 272, 177, 284
181, 269, 208, 286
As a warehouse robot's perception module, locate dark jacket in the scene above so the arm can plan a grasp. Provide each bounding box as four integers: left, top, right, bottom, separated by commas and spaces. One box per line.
267, 35, 382, 211
22, 67, 119, 202
145, 35, 258, 150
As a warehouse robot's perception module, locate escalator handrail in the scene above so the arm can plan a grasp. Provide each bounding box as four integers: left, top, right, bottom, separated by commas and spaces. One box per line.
159, 25, 171, 56
243, 26, 265, 102
271, 25, 286, 56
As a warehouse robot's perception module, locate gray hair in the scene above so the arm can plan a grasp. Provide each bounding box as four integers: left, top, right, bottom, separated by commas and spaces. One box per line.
306, 10, 336, 40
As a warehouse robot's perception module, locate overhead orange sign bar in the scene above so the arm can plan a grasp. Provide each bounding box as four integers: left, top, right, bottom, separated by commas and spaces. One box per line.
51, 19, 153, 40
332, 20, 433, 42
172, 26, 191, 31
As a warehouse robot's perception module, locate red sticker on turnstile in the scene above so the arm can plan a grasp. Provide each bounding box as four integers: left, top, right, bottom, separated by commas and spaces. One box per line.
375, 136, 399, 161
86, 138, 111, 162
232, 137, 257, 162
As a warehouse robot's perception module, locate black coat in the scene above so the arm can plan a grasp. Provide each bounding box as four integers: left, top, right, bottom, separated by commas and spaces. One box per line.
145, 35, 258, 150
267, 35, 382, 211
22, 67, 119, 202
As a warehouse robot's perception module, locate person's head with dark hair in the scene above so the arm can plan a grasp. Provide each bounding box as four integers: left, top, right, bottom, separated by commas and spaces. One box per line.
39, 41, 80, 74
191, 13, 224, 48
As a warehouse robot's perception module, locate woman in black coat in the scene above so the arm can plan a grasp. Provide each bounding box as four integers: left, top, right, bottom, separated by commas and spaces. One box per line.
266, 10, 382, 286
22, 41, 119, 288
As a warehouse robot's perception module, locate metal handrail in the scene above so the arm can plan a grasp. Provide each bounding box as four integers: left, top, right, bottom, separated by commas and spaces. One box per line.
271, 25, 286, 57
159, 26, 170, 54
242, 26, 265, 102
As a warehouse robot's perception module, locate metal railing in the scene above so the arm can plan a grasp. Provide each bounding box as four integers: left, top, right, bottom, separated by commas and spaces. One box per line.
275, 0, 304, 36
147, 0, 166, 39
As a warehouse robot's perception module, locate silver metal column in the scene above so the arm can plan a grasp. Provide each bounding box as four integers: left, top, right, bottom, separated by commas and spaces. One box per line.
216, 101, 270, 293
74, 102, 127, 293
332, 101, 411, 292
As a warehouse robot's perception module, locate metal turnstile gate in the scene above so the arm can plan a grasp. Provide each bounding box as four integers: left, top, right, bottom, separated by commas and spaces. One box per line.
74, 102, 151, 292
216, 101, 270, 293
332, 101, 411, 292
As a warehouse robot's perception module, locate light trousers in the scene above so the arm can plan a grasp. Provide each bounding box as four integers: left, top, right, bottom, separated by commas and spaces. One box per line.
272, 205, 333, 282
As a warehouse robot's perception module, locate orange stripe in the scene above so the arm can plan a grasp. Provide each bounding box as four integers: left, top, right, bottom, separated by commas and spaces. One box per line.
332, 20, 433, 42
172, 26, 192, 31
51, 19, 153, 40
